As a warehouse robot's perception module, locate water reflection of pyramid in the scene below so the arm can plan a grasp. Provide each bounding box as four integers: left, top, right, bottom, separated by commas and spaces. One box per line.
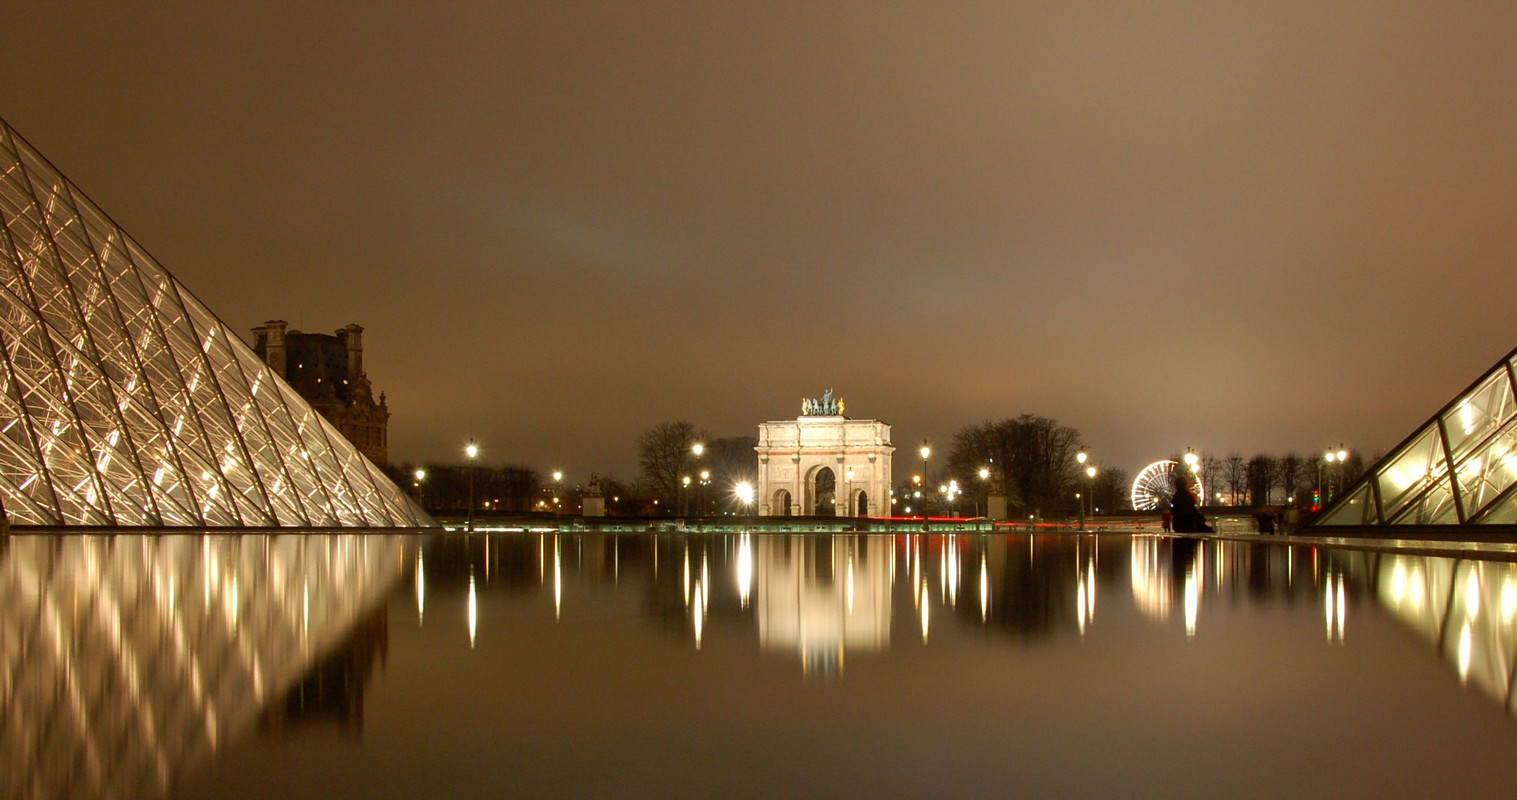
0, 534, 408, 798
0, 119, 430, 526
1316, 345, 1517, 527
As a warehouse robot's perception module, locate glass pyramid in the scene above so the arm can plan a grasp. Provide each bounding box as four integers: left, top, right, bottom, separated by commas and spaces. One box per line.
1316, 346, 1517, 527
0, 119, 432, 527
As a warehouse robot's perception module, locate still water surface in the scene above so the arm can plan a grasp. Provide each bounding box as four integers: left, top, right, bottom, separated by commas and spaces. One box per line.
6, 531, 1517, 798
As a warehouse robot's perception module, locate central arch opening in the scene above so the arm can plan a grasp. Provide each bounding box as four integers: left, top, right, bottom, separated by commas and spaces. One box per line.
813, 467, 836, 516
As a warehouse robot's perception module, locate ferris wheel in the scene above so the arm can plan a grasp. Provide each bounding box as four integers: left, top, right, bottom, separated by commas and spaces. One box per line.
1131, 460, 1205, 511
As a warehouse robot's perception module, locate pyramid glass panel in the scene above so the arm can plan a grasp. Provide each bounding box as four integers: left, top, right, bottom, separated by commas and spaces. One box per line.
1316, 347, 1517, 528
1441, 369, 1516, 465
1478, 487, 1517, 525
1376, 426, 1447, 523
1453, 425, 1517, 520
0, 119, 433, 528
1389, 476, 1460, 525
1318, 482, 1376, 525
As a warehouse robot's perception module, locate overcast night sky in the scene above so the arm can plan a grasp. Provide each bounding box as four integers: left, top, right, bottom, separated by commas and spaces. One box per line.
3, 3, 1515, 482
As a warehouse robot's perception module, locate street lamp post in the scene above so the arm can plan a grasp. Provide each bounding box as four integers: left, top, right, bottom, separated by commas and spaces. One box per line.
413, 468, 426, 509
1182, 449, 1200, 516
690, 442, 706, 517
920, 441, 930, 527
846, 467, 855, 517
1085, 465, 1097, 520
1323, 450, 1337, 503
1335, 445, 1348, 500
1076, 451, 1088, 531
699, 470, 711, 518
681, 475, 691, 517
465, 441, 478, 532
978, 466, 990, 518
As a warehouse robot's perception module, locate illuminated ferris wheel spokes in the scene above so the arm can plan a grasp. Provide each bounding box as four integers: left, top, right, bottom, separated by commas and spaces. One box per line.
1131, 460, 1205, 511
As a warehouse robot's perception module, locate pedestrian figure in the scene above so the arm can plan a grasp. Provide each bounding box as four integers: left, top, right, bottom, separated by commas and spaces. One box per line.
1161, 508, 1173, 533
1170, 476, 1213, 533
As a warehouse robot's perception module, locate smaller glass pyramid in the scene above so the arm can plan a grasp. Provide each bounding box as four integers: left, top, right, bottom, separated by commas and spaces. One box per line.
1316, 346, 1517, 526
0, 119, 432, 527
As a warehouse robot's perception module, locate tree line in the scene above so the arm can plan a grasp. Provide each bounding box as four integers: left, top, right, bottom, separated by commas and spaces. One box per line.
1190, 451, 1365, 507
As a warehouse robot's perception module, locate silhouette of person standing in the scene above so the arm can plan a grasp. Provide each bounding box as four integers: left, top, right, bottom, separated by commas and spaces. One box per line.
1170, 475, 1213, 533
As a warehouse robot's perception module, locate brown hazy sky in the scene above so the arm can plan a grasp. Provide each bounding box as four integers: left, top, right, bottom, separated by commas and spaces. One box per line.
4, 2, 1516, 482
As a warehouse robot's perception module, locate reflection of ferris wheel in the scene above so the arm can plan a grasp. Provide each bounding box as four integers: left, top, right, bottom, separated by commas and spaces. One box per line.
1131, 460, 1205, 511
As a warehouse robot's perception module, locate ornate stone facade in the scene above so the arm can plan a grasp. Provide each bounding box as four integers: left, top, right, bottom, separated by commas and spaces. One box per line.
756, 394, 893, 517
252, 321, 390, 467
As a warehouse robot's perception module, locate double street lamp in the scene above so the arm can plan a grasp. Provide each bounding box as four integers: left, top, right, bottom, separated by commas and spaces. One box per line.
1073, 451, 1099, 530
1323, 445, 1348, 502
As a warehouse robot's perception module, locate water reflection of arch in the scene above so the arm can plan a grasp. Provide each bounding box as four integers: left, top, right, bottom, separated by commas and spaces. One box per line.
0, 533, 407, 799
755, 535, 893, 675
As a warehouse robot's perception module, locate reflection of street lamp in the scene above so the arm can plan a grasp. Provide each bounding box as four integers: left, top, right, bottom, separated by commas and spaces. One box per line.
465, 441, 478, 532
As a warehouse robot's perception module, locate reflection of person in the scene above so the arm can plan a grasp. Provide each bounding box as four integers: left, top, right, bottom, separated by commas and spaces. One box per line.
1170, 476, 1213, 533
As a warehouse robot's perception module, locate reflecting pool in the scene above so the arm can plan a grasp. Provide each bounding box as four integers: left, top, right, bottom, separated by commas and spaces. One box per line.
6, 532, 1517, 798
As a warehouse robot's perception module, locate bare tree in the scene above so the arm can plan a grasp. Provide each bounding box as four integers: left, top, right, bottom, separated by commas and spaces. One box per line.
1277, 453, 1303, 503
1225, 454, 1246, 505
1246, 455, 1280, 506
1200, 454, 1223, 506
1092, 467, 1131, 513
947, 414, 1082, 517
637, 421, 706, 505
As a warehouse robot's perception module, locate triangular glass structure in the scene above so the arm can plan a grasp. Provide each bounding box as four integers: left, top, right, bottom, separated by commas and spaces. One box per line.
0, 119, 432, 527
1313, 346, 1517, 527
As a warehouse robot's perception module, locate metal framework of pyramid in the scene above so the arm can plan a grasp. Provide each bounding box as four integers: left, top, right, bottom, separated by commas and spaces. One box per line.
1316, 345, 1517, 527
0, 119, 432, 527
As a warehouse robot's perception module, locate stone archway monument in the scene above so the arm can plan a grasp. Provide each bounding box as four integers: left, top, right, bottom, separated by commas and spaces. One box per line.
756, 391, 893, 517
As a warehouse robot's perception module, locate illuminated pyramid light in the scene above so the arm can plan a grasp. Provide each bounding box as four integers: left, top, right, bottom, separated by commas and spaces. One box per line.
1316, 345, 1517, 527
0, 119, 432, 527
